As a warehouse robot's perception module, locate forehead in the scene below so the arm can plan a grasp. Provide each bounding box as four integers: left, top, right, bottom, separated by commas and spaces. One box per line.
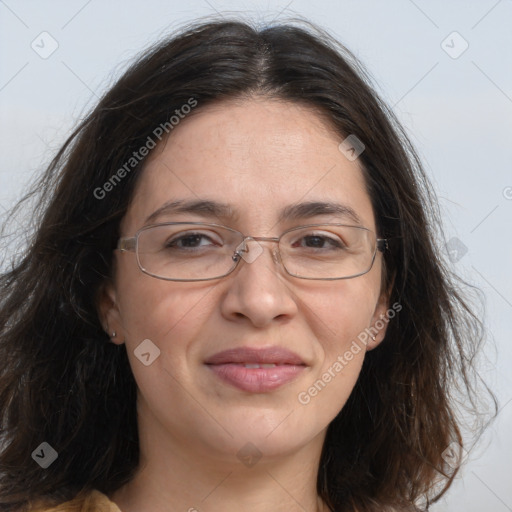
122, 98, 375, 234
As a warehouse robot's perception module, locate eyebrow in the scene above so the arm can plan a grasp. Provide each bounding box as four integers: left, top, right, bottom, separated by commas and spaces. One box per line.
144, 199, 362, 226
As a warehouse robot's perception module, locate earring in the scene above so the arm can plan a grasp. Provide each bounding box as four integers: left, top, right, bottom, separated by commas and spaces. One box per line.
371, 335, 376, 341
111, 331, 116, 338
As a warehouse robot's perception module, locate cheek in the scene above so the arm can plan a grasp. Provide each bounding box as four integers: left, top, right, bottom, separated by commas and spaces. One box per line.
115, 250, 207, 334
303, 276, 378, 349
115, 278, 213, 413
115, 266, 212, 372
295, 277, 379, 415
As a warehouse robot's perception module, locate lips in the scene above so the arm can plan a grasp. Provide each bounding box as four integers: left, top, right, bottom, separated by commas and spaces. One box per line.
204, 347, 305, 366
205, 347, 307, 393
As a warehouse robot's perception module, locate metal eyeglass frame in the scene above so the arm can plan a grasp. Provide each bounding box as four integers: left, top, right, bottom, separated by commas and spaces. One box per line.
116, 221, 389, 282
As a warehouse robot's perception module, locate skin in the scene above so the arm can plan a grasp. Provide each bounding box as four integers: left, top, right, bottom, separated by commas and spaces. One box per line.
99, 97, 391, 512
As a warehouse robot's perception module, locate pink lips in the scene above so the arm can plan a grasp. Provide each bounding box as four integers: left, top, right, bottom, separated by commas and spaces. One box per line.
205, 347, 307, 393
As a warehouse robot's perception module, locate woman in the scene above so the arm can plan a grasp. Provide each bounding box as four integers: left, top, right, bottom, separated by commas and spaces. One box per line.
0, 18, 494, 512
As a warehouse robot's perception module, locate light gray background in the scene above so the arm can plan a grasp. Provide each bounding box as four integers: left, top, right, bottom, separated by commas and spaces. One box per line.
1, 1, 511, 510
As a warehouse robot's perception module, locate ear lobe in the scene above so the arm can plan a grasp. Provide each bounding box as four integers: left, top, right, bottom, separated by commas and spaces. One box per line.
96, 280, 124, 345
366, 287, 393, 351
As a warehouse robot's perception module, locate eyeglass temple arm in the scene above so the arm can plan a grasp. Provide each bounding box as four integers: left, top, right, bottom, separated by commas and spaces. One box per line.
377, 239, 388, 252
117, 237, 136, 252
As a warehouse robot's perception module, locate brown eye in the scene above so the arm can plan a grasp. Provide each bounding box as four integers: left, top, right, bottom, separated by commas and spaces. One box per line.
295, 234, 344, 249
166, 233, 216, 249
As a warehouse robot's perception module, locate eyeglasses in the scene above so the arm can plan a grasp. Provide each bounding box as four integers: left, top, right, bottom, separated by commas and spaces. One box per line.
117, 222, 388, 281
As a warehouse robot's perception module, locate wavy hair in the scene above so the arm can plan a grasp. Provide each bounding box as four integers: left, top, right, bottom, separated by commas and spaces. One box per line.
0, 18, 495, 512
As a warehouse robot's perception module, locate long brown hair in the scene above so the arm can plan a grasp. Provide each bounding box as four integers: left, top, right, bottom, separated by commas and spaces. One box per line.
0, 18, 495, 512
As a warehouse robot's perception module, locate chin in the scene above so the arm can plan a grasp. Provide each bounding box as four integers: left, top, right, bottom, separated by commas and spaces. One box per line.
195, 409, 326, 463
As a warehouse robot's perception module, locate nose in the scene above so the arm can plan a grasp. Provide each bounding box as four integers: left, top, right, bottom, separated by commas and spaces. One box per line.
220, 238, 298, 328
232, 237, 281, 265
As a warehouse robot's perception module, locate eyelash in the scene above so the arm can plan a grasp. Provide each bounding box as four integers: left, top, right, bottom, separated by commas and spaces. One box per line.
166, 231, 345, 250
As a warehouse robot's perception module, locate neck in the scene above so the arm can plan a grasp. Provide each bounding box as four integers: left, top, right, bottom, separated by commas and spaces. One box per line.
109, 398, 330, 512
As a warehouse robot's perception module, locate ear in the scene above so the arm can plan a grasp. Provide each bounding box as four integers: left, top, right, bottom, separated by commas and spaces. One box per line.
365, 280, 394, 351
97, 279, 125, 345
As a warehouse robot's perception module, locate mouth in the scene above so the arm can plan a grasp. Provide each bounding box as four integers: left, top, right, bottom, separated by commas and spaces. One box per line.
204, 347, 307, 393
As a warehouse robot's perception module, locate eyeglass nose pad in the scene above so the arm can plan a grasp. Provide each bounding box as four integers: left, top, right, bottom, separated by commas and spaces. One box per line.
272, 246, 282, 265
233, 237, 264, 264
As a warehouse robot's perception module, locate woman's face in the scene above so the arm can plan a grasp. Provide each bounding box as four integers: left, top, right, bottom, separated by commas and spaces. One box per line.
102, 98, 390, 464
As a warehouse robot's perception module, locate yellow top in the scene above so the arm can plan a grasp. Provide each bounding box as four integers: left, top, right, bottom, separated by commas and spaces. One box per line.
28, 489, 122, 512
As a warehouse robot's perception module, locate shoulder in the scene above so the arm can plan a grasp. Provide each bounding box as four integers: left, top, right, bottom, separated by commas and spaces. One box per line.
26, 489, 122, 512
